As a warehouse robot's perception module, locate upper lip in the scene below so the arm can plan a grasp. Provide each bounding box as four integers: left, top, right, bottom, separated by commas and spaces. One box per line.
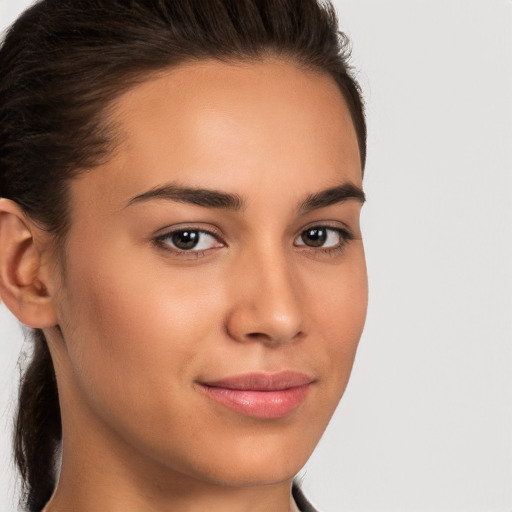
200, 371, 314, 391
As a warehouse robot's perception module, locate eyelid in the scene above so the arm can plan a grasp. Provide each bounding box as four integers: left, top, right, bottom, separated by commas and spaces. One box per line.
153, 222, 224, 240
293, 222, 355, 255
152, 223, 226, 257
295, 220, 354, 239
151, 221, 355, 259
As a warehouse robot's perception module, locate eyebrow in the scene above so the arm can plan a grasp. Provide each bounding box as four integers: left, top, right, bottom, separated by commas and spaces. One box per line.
298, 183, 365, 213
126, 184, 244, 210
125, 181, 365, 212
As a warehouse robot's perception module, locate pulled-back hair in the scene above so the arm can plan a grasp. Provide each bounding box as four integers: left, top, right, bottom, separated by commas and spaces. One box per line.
0, 1, 366, 510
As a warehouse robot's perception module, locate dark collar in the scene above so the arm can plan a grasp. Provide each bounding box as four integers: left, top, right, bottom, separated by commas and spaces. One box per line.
292, 482, 319, 512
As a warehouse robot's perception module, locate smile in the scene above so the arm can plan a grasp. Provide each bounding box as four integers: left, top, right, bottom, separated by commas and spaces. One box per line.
197, 371, 314, 419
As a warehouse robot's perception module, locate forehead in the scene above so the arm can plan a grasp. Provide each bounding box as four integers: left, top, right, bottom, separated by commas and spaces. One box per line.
76, 59, 362, 209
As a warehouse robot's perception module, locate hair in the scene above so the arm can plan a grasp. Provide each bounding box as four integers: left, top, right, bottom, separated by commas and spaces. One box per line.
0, 0, 366, 510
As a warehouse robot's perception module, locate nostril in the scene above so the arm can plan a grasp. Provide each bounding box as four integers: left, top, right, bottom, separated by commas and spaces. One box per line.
243, 329, 304, 345
245, 332, 271, 341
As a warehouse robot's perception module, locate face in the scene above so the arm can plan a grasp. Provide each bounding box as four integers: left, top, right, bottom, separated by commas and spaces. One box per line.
48, 59, 367, 488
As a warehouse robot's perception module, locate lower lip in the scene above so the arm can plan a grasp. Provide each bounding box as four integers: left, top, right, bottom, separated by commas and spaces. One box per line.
199, 384, 311, 419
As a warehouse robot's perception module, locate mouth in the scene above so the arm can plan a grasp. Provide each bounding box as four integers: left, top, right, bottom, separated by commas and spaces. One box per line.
197, 371, 314, 419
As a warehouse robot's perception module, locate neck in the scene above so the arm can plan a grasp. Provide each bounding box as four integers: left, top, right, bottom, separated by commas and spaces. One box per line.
45, 478, 300, 512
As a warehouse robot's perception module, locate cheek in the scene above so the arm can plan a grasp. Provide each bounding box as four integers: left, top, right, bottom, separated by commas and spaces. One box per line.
305, 247, 368, 388
57, 247, 227, 429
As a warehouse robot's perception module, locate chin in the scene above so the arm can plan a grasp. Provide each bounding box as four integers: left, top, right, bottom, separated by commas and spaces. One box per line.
187, 454, 305, 489
172, 421, 324, 489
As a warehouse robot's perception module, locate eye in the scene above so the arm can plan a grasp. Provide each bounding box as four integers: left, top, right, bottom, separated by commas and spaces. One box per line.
155, 228, 224, 254
294, 226, 352, 250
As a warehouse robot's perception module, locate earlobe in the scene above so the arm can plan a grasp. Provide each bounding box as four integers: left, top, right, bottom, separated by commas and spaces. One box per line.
0, 199, 58, 328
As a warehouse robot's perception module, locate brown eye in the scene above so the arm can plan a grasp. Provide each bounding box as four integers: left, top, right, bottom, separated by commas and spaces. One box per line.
171, 230, 200, 250
294, 226, 352, 251
155, 228, 224, 254
301, 228, 327, 247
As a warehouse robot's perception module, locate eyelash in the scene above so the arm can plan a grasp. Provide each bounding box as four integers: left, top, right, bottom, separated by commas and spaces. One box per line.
296, 225, 354, 256
154, 227, 224, 259
153, 224, 354, 259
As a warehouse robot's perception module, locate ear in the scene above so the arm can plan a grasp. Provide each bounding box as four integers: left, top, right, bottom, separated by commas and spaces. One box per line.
0, 198, 58, 328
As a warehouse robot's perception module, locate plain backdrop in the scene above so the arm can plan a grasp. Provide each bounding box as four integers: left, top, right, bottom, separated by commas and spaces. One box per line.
1, 1, 511, 511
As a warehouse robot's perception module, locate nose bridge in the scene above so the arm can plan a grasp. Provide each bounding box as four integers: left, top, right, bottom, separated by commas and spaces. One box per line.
226, 241, 305, 345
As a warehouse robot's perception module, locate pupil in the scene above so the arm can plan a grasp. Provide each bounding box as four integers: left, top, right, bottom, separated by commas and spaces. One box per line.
302, 228, 326, 247
172, 230, 199, 250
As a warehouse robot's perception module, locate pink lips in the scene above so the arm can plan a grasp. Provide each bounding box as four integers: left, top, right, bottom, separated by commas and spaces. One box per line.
198, 371, 313, 419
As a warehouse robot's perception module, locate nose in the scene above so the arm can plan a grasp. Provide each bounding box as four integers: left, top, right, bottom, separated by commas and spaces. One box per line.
225, 250, 305, 346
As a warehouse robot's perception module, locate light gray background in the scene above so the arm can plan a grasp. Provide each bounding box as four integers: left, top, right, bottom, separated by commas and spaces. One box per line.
1, 1, 511, 511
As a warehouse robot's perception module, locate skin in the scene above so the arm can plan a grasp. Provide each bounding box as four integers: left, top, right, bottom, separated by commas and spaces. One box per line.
0, 59, 367, 512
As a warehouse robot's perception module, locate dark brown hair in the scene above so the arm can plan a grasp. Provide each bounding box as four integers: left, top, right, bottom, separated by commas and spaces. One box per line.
0, 1, 366, 510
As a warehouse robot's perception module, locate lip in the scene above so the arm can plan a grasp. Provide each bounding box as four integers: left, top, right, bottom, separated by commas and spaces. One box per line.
197, 371, 314, 419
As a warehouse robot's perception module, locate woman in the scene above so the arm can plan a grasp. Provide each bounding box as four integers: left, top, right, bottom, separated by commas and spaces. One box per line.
0, 1, 367, 511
